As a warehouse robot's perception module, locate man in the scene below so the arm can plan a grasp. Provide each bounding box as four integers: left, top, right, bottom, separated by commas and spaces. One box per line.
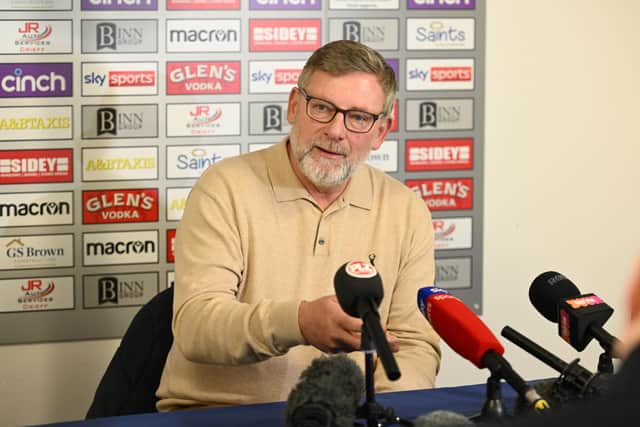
156, 40, 440, 411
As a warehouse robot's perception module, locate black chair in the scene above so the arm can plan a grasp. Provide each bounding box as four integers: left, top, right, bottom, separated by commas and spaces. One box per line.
86, 286, 174, 419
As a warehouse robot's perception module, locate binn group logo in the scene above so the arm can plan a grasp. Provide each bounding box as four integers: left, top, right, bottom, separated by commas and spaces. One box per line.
166, 103, 240, 137
0, 149, 73, 184
82, 104, 158, 139
435, 257, 472, 289
406, 98, 473, 131
408, 0, 475, 9
83, 272, 158, 308
82, 62, 157, 96
166, 20, 240, 53
329, 19, 399, 51
83, 230, 159, 266
167, 61, 240, 95
406, 58, 474, 91
249, 102, 291, 135
406, 178, 473, 211
250, 19, 321, 51
166, 145, 240, 179
0, 106, 72, 141
0, 234, 74, 271
81, 0, 158, 10
167, 0, 240, 9
0, 192, 73, 228
249, 61, 304, 93
82, 20, 158, 53
83, 188, 159, 224
0, 63, 72, 98
0, 20, 72, 54
406, 139, 473, 171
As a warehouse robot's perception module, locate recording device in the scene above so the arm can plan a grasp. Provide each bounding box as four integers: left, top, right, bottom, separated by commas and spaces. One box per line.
334, 260, 400, 381
413, 410, 474, 427
285, 354, 365, 427
529, 271, 620, 355
417, 287, 550, 413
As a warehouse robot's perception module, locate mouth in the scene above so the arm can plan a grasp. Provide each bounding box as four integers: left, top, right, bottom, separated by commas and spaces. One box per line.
313, 144, 347, 158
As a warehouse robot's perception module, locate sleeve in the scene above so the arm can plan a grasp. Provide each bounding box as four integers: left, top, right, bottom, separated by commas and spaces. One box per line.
374, 193, 441, 391
171, 169, 305, 365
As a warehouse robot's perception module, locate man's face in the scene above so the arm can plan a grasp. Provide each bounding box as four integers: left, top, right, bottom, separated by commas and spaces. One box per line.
287, 70, 391, 190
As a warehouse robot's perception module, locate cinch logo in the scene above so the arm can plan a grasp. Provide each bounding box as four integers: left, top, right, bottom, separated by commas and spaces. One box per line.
406, 139, 473, 171
83, 188, 158, 224
97, 276, 144, 304
81, 0, 158, 10
263, 105, 283, 131
0, 63, 72, 98
406, 178, 473, 211
0, 149, 73, 184
167, 0, 240, 10
96, 22, 144, 50
167, 61, 240, 94
97, 107, 143, 135
250, 0, 320, 10
408, 0, 474, 9
250, 19, 320, 51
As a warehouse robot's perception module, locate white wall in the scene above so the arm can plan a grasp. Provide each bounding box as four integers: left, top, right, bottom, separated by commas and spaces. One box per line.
1, 1, 639, 425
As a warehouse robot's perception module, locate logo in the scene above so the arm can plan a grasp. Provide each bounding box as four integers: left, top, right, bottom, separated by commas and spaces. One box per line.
406, 99, 473, 131
166, 61, 240, 95
408, 0, 475, 9
0, 63, 72, 98
167, 0, 240, 9
0, 149, 73, 184
82, 62, 158, 96
250, 0, 321, 9
81, 0, 158, 10
0, 234, 74, 270
406, 139, 473, 171
166, 145, 241, 179
432, 217, 472, 250
249, 60, 304, 93
83, 272, 158, 308
0, 192, 73, 227
565, 295, 605, 310
83, 230, 159, 266
166, 187, 191, 221
406, 178, 473, 211
167, 229, 176, 263
0, 106, 72, 141
0, 276, 74, 313
345, 260, 377, 278
329, 19, 398, 50
329, 0, 398, 9
82, 146, 158, 181
250, 19, 321, 51
166, 103, 240, 137
366, 140, 397, 173
406, 59, 474, 91
0, 20, 72, 54
81, 20, 158, 53
82, 104, 158, 139
0, 0, 72, 10
435, 257, 472, 289
248, 102, 291, 135
83, 188, 159, 224
166, 20, 240, 52
407, 18, 474, 50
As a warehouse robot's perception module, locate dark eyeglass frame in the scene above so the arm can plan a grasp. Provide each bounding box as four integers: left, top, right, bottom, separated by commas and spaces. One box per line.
297, 87, 382, 134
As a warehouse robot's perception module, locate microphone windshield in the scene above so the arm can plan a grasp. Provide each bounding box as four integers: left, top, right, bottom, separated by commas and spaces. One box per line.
334, 261, 383, 317
414, 410, 474, 427
529, 271, 581, 322
285, 354, 365, 427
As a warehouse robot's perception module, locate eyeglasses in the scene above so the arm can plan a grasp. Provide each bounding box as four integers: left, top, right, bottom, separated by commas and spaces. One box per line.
297, 87, 381, 134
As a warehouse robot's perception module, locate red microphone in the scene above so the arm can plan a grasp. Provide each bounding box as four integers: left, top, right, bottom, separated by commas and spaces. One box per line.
417, 287, 550, 412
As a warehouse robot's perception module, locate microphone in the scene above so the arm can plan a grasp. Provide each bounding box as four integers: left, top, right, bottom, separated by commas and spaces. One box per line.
417, 286, 550, 413
413, 410, 474, 427
501, 325, 609, 398
285, 354, 365, 427
529, 271, 620, 354
334, 260, 400, 381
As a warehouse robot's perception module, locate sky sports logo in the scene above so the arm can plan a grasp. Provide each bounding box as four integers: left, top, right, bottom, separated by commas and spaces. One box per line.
250, 19, 320, 51
0, 149, 73, 184
82, 62, 158, 96
249, 61, 304, 93
0, 63, 72, 98
406, 58, 474, 91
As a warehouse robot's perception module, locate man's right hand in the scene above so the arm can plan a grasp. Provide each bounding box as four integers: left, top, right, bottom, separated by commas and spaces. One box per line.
298, 295, 363, 353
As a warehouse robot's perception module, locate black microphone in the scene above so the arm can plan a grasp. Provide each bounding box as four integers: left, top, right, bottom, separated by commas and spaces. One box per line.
530, 271, 620, 354
413, 410, 474, 427
285, 354, 365, 427
334, 260, 400, 381
501, 325, 609, 398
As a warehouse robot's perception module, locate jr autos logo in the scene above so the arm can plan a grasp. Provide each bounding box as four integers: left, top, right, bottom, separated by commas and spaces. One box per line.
249, 19, 320, 51
0, 105, 72, 141
82, 188, 159, 224
81, 20, 158, 53
405, 177, 473, 211
249, 60, 304, 93
0, 276, 74, 313
0, 63, 72, 98
166, 103, 240, 137
82, 62, 157, 96
0, 149, 73, 184
406, 58, 474, 91
167, 61, 240, 95
81, 0, 158, 10
433, 217, 473, 250
0, 20, 72, 54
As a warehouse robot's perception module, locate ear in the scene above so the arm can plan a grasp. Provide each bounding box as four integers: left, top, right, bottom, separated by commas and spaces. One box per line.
287, 87, 300, 125
370, 116, 392, 151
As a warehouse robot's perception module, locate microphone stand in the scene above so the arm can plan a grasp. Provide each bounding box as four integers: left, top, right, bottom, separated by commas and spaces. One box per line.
597, 351, 614, 374
356, 327, 412, 427
470, 374, 508, 423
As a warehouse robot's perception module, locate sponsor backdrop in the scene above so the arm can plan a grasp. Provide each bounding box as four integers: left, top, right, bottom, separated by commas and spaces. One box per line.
0, 0, 484, 344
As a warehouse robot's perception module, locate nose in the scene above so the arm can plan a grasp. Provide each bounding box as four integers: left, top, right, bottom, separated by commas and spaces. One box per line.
323, 111, 347, 140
